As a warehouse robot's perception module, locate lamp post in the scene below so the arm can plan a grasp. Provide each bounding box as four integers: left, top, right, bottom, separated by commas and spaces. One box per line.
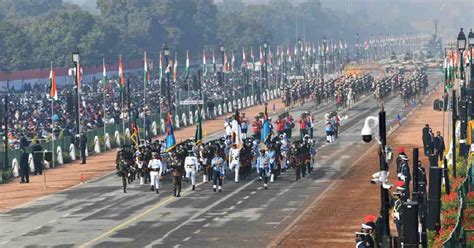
3, 81, 8, 171
263, 41, 268, 91
457, 29, 468, 156
356, 33, 360, 62
71, 50, 80, 136
323, 36, 327, 75
467, 28, 474, 114
163, 45, 171, 112
220, 44, 225, 100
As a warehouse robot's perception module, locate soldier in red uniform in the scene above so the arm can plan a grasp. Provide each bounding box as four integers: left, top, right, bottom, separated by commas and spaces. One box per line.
252, 116, 262, 139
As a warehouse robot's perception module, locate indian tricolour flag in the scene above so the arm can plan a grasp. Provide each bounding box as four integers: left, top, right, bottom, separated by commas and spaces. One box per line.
102, 58, 107, 94
173, 51, 178, 82
185, 50, 190, 79
202, 49, 207, 76
49, 64, 57, 101
119, 55, 125, 91
144, 51, 149, 86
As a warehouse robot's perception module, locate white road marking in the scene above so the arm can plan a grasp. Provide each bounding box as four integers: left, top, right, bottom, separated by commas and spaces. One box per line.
250, 191, 256, 195
257, 187, 263, 190
203, 223, 210, 228
236, 200, 243, 205
183, 237, 191, 242
62, 213, 71, 218
228, 206, 235, 210
193, 229, 201, 234
173, 244, 180, 248
243, 196, 250, 200
149, 179, 257, 246
48, 219, 58, 224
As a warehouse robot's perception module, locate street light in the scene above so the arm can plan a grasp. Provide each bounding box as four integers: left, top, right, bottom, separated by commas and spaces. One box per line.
468, 29, 474, 90
71, 49, 80, 136
263, 41, 268, 92
219, 44, 225, 100
163, 45, 171, 112
457, 28, 467, 82
323, 36, 327, 75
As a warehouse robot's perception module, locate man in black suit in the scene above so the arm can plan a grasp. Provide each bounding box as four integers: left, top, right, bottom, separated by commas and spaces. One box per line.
32, 140, 43, 175
434, 131, 445, 162
19, 148, 30, 183
422, 124, 432, 156
79, 132, 87, 164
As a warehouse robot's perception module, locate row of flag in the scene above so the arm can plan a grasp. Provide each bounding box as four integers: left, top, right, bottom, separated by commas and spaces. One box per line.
443, 48, 472, 86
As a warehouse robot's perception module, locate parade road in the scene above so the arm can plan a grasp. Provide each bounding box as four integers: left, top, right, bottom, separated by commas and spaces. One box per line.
0, 71, 440, 248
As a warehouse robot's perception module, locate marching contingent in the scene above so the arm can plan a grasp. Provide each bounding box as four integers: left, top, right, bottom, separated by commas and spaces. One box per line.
114, 68, 430, 196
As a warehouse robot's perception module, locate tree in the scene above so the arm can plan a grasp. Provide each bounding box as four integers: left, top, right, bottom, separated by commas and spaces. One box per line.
0, 21, 32, 71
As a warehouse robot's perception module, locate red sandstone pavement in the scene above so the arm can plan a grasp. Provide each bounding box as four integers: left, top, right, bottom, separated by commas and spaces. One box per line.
275, 85, 448, 247
0, 99, 286, 213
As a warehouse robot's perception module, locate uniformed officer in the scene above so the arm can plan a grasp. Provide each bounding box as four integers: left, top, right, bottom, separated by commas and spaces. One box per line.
398, 155, 411, 196
267, 144, 277, 183
184, 151, 199, 191
116, 151, 128, 193
149, 152, 163, 194
211, 151, 226, 192
228, 143, 241, 183
256, 149, 271, 189
170, 151, 184, 197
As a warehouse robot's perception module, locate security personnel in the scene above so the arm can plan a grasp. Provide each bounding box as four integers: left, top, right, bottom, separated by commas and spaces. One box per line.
79, 131, 87, 164
256, 149, 271, 189
149, 152, 163, 194
32, 140, 43, 175
184, 152, 199, 191
398, 156, 411, 196
19, 148, 30, 184
267, 144, 277, 183
116, 151, 128, 193
228, 143, 241, 183
169, 151, 184, 197
211, 151, 226, 192
396, 147, 407, 175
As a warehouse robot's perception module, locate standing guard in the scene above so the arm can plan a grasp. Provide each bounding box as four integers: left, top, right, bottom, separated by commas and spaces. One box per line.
169, 151, 184, 197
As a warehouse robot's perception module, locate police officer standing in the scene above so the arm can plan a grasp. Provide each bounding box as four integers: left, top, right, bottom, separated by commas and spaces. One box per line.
19, 148, 30, 183
32, 140, 43, 175
79, 131, 87, 164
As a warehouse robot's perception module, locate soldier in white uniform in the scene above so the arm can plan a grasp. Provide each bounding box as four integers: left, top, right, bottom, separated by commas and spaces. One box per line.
149, 152, 164, 194
228, 144, 241, 183
184, 152, 199, 191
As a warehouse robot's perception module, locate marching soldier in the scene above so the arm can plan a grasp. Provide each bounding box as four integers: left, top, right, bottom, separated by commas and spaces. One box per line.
169, 151, 184, 197
256, 149, 271, 189
211, 150, 226, 192
184, 151, 199, 191
228, 143, 241, 183
149, 152, 163, 194
267, 144, 278, 183
116, 150, 129, 193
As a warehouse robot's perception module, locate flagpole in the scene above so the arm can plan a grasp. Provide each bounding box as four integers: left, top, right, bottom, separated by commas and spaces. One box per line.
144, 51, 147, 142
103, 58, 106, 153
48, 61, 54, 190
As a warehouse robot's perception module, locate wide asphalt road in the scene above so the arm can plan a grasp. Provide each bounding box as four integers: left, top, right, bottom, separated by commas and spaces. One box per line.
0, 71, 441, 248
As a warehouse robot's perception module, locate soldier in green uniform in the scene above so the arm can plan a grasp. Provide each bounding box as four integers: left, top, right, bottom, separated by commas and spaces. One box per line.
116, 150, 129, 193
169, 148, 185, 197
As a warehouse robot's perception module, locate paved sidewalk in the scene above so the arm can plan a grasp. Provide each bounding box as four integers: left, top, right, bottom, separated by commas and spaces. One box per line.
275, 79, 447, 247
0, 99, 285, 213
